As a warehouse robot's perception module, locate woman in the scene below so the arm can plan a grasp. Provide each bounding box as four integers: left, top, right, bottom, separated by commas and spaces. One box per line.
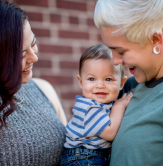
94, 0, 163, 165
0, 0, 67, 165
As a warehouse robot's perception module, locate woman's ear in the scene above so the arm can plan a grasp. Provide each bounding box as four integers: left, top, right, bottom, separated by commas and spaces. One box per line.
151, 33, 163, 53
77, 75, 82, 89
120, 76, 127, 90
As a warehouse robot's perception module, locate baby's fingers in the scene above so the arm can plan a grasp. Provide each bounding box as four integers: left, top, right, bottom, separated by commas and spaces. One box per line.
122, 93, 127, 99
125, 92, 133, 101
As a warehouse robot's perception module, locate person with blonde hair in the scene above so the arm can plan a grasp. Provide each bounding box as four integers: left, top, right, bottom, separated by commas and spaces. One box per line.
94, 0, 163, 166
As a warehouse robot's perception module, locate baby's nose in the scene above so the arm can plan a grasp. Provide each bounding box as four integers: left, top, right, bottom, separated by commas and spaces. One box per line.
96, 81, 105, 88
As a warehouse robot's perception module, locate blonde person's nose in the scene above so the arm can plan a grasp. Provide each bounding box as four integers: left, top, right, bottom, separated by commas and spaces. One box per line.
112, 54, 123, 66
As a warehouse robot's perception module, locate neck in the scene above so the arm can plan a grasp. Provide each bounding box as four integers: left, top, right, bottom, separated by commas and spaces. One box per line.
154, 62, 163, 80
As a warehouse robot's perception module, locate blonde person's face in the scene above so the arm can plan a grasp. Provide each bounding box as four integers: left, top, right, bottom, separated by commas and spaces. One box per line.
77, 59, 123, 104
100, 27, 163, 83
22, 21, 38, 84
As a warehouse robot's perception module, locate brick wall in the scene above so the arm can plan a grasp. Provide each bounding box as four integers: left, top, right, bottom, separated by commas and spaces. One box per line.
11, 0, 102, 120
10, 0, 132, 121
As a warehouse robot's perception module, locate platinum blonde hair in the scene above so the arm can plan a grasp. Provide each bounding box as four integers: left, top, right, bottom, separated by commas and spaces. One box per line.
94, 0, 163, 45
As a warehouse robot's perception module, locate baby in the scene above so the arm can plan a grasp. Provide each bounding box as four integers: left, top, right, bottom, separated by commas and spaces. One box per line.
61, 44, 133, 166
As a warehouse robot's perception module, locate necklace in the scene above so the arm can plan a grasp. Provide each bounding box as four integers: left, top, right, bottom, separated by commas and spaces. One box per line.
16, 85, 24, 105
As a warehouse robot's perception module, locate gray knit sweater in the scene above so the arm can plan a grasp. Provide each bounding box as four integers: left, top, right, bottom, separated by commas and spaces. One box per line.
0, 80, 66, 166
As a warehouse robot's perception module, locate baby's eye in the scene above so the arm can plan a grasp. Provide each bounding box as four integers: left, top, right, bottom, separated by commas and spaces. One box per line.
105, 78, 112, 81
89, 78, 95, 81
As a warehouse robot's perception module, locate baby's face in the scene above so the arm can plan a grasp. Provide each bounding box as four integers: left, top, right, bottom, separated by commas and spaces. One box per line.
77, 58, 122, 104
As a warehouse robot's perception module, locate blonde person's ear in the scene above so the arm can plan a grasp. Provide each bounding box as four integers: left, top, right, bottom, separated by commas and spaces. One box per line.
77, 75, 82, 89
120, 76, 127, 90
151, 33, 163, 54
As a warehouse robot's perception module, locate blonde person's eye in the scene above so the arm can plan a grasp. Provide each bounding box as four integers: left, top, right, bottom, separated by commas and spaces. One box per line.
89, 78, 95, 81
119, 52, 124, 55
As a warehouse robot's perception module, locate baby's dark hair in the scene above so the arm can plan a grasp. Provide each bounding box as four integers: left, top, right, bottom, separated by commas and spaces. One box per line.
79, 44, 124, 79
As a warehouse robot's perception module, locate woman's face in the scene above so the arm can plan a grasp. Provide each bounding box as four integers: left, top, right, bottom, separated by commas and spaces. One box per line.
100, 26, 163, 83
22, 21, 38, 84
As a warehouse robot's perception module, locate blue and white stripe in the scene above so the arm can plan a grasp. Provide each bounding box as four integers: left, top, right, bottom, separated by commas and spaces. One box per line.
64, 95, 113, 149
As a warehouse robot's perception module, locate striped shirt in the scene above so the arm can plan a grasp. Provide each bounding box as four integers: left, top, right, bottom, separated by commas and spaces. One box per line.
64, 95, 114, 149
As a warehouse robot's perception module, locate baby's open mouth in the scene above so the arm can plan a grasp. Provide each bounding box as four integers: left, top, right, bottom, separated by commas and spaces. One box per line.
95, 92, 107, 94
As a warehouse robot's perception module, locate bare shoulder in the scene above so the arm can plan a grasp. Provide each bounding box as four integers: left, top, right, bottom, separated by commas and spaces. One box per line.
32, 78, 54, 92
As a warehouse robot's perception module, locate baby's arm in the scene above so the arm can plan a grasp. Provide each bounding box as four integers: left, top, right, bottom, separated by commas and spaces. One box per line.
99, 92, 133, 141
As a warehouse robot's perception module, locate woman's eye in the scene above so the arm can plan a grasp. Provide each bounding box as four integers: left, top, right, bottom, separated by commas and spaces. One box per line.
89, 78, 95, 81
22, 54, 26, 59
106, 78, 111, 81
31, 41, 36, 47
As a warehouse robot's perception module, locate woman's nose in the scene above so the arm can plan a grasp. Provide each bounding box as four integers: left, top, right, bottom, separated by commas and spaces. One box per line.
27, 46, 38, 64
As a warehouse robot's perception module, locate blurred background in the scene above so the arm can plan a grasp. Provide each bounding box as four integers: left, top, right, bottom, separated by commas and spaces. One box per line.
10, 0, 132, 121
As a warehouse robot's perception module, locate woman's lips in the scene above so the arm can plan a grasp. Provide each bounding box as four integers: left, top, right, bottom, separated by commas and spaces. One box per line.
22, 65, 33, 75
94, 92, 107, 98
129, 67, 136, 75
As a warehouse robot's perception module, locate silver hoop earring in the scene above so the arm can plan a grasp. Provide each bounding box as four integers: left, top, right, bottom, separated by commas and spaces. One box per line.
153, 46, 160, 54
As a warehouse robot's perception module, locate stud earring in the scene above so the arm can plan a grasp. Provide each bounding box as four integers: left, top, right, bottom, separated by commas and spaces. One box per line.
153, 46, 160, 54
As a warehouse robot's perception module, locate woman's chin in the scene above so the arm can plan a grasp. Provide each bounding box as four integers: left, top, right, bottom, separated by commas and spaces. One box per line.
22, 72, 33, 84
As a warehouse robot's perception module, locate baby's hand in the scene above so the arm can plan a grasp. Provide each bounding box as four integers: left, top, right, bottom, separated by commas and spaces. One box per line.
114, 92, 133, 109
99, 92, 133, 141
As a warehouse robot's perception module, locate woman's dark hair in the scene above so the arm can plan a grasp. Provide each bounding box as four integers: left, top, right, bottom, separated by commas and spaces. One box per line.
0, 0, 27, 128
79, 44, 124, 79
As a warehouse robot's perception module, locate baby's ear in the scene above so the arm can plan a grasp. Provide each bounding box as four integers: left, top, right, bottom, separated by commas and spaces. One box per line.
120, 76, 127, 90
77, 75, 82, 89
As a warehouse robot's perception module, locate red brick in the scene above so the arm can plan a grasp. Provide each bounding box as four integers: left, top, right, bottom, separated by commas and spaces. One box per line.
59, 30, 89, 39
41, 75, 73, 85
80, 47, 89, 54
98, 34, 103, 42
50, 14, 61, 23
69, 106, 74, 115
69, 16, 79, 25
87, 18, 95, 26
39, 44, 73, 54
56, 0, 87, 11
32, 28, 50, 37
60, 61, 79, 69
61, 91, 82, 100
13, 0, 48, 7
88, 3, 96, 13
34, 60, 52, 68
26, 12, 43, 22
